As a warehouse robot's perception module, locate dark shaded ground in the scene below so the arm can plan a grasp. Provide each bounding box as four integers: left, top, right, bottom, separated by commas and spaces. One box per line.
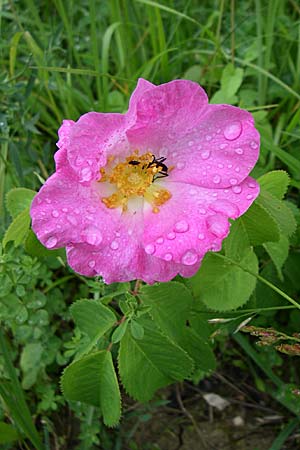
119, 372, 300, 450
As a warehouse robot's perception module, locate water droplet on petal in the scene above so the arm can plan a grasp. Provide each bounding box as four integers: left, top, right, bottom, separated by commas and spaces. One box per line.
219, 143, 227, 150
198, 233, 205, 240
83, 225, 103, 246
229, 178, 238, 185
67, 215, 77, 225
250, 140, 258, 149
156, 237, 164, 244
218, 163, 224, 168
167, 232, 176, 240
213, 174, 221, 184
110, 240, 119, 250
115, 231, 121, 237
207, 214, 229, 238
181, 250, 198, 266
145, 244, 155, 255
176, 161, 186, 170
235, 147, 244, 155
232, 185, 242, 194
74, 208, 80, 214
45, 198, 51, 204
246, 194, 253, 200
200, 150, 211, 160
188, 140, 194, 146
235, 166, 240, 172
227, 164, 233, 169
248, 181, 256, 188
75, 155, 84, 166
37, 197, 42, 204
223, 121, 242, 141
164, 253, 173, 261
88, 260, 96, 268
52, 209, 59, 217
205, 134, 212, 141
199, 207, 206, 215
80, 167, 92, 182
46, 236, 57, 248
174, 220, 189, 233
62, 207, 68, 212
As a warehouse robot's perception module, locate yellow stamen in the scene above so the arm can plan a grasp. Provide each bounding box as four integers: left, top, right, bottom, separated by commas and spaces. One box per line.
99, 152, 171, 213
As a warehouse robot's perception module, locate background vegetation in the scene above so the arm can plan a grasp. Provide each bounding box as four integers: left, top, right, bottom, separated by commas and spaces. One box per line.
1, 0, 300, 448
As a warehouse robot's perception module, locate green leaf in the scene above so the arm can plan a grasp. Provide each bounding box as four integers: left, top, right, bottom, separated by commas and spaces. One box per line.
0, 422, 19, 444
61, 350, 121, 426
6, 188, 36, 218
3, 208, 31, 247
140, 282, 193, 343
210, 63, 244, 104
118, 317, 194, 402
258, 191, 296, 237
111, 320, 128, 344
264, 235, 289, 281
190, 249, 258, 311
71, 299, 116, 342
224, 219, 251, 260
25, 229, 62, 258
130, 320, 144, 340
140, 282, 216, 373
239, 201, 280, 245
258, 170, 290, 199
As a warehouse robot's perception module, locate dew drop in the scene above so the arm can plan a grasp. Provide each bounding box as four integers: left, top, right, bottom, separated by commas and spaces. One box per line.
246, 194, 253, 200
198, 233, 205, 240
46, 236, 57, 248
250, 140, 258, 149
235, 166, 240, 172
83, 225, 103, 246
188, 140, 194, 147
45, 198, 51, 204
145, 244, 155, 255
235, 147, 244, 155
197, 144, 202, 150
232, 185, 242, 194
115, 231, 121, 237
181, 250, 198, 266
156, 237, 164, 244
248, 181, 256, 188
174, 220, 189, 233
199, 207, 206, 215
67, 215, 77, 225
167, 232, 176, 240
52, 209, 59, 218
37, 197, 42, 204
213, 174, 221, 184
200, 150, 211, 160
62, 207, 68, 213
219, 143, 228, 150
176, 161, 186, 170
223, 121, 242, 141
227, 164, 233, 169
217, 163, 224, 169
80, 167, 92, 182
88, 260, 96, 268
229, 178, 238, 185
74, 208, 80, 214
205, 134, 212, 141
164, 253, 173, 261
110, 240, 119, 250
75, 155, 84, 166
207, 215, 229, 238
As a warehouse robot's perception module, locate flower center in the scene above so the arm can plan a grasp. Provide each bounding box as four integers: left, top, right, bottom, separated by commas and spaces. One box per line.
99, 151, 172, 213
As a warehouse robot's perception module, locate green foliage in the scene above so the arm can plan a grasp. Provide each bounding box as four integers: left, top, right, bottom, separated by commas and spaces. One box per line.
61, 351, 121, 427
3, 208, 31, 248
210, 63, 244, 104
190, 250, 258, 311
118, 316, 194, 402
6, 188, 36, 218
0, 422, 18, 444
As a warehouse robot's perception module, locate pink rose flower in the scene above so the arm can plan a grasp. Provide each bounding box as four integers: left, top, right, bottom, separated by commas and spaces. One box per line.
30, 79, 260, 283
